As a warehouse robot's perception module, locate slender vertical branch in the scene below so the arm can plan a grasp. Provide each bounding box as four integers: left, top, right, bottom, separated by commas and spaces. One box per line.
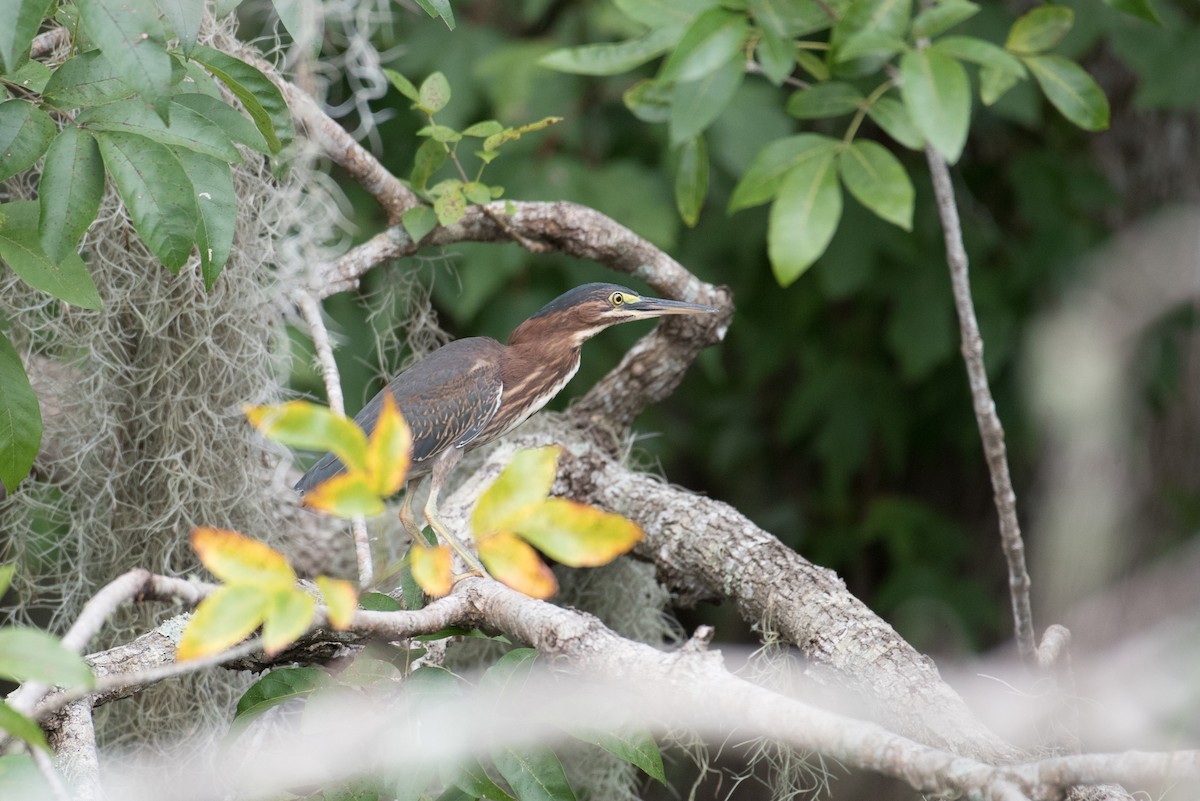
294, 292, 374, 587
924, 146, 1036, 663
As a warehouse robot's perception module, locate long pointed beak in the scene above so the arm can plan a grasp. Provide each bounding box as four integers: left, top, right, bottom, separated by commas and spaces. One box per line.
631, 296, 719, 317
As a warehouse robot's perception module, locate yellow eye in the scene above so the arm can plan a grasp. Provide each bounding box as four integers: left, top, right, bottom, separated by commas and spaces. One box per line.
610, 292, 625, 306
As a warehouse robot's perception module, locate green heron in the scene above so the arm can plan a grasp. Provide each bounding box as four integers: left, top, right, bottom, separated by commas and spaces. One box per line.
296, 282, 716, 569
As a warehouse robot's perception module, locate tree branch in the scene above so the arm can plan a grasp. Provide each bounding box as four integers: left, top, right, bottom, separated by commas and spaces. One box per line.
925, 146, 1037, 664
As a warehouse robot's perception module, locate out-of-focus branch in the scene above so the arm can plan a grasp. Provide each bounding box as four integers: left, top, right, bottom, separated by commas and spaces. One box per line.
925, 146, 1037, 664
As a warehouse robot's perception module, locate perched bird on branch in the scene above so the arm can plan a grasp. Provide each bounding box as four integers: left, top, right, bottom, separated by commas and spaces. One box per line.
295, 282, 716, 567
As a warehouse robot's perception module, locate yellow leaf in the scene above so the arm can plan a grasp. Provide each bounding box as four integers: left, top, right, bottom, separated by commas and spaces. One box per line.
177, 585, 268, 661
302, 472, 387, 518
191, 528, 295, 586
472, 446, 560, 535
365, 394, 412, 496
262, 588, 317, 656
245, 401, 369, 474
315, 576, 357, 630
410, 543, 453, 598
478, 531, 557, 600
514, 498, 644, 567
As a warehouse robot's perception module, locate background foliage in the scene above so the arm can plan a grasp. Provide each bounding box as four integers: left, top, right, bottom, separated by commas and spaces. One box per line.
288, 0, 1200, 654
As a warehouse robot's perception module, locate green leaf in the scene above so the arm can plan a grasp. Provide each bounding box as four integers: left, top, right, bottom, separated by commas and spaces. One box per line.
462, 120, 504, 138
911, 0, 979, 39
660, 8, 748, 83
303, 472, 387, 518
235, 666, 328, 721
1024, 54, 1109, 131
794, 49, 829, 81
172, 93, 271, 154
899, 47, 970, 163
492, 749, 577, 801
0, 627, 93, 687
865, 96, 924, 150
754, 23, 794, 86
480, 647, 538, 691
454, 760, 517, 801
0, 201, 102, 309
80, 99, 241, 163
411, 138, 447, 191
245, 401, 369, 474
418, 72, 452, 114
0, 702, 49, 753
0, 100, 55, 183
569, 729, 665, 784
413, 0, 456, 29
750, 0, 838, 38
177, 584, 267, 660
383, 68, 420, 102
8, 61, 51, 93
473, 447, 558, 535
95, 131, 199, 271
402, 205, 438, 243
42, 50, 137, 107
837, 140, 913, 230
833, 0, 911, 74
173, 148, 236, 289
262, 588, 316, 655
614, 0, 719, 29
728, 133, 839, 212
513, 498, 643, 568
463, 182, 492, 204
76, 0, 173, 119
668, 54, 744, 144
0, 331, 41, 491
0, 755, 49, 798
38, 128, 106, 265
272, 0, 325, 58
433, 185, 466, 226
979, 64, 1022, 106
0, 563, 14, 597
418, 124, 462, 143
623, 79, 673, 124
786, 81, 864, 119
768, 147, 842, 286
359, 591, 403, 612
835, 30, 906, 63
674, 134, 708, 226
0, 0, 53, 75
190, 45, 294, 154
539, 27, 680, 76
1099, 0, 1160, 24
1005, 6, 1073, 55
161, 0, 203, 57
934, 35, 1026, 76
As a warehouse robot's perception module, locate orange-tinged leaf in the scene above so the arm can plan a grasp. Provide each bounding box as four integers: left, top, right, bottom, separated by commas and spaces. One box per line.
315, 576, 357, 629
365, 394, 412, 496
302, 472, 387, 518
177, 585, 267, 661
472, 446, 560, 535
410, 543, 452, 598
261, 588, 317, 656
515, 498, 644, 567
245, 401, 369, 474
191, 527, 295, 586
478, 531, 558, 600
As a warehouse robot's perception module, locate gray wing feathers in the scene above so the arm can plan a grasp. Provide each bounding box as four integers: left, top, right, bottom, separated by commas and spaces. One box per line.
294, 337, 505, 494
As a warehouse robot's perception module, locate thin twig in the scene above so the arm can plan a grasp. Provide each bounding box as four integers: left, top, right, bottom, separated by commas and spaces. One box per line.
293, 291, 373, 587
924, 146, 1036, 663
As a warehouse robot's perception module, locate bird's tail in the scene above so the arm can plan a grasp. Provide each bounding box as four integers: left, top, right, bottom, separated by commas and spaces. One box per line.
294, 451, 345, 494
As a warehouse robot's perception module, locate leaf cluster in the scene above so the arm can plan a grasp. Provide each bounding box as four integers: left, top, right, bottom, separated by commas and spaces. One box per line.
229, 648, 666, 801
384, 69, 561, 242
0, 0, 295, 492
540, 0, 1124, 285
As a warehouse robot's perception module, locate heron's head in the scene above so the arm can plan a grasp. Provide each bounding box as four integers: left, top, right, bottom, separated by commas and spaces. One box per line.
510, 283, 717, 348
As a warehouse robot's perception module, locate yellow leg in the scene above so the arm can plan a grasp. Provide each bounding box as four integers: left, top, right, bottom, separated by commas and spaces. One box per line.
398, 478, 425, 541
425, 449, 485, 575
